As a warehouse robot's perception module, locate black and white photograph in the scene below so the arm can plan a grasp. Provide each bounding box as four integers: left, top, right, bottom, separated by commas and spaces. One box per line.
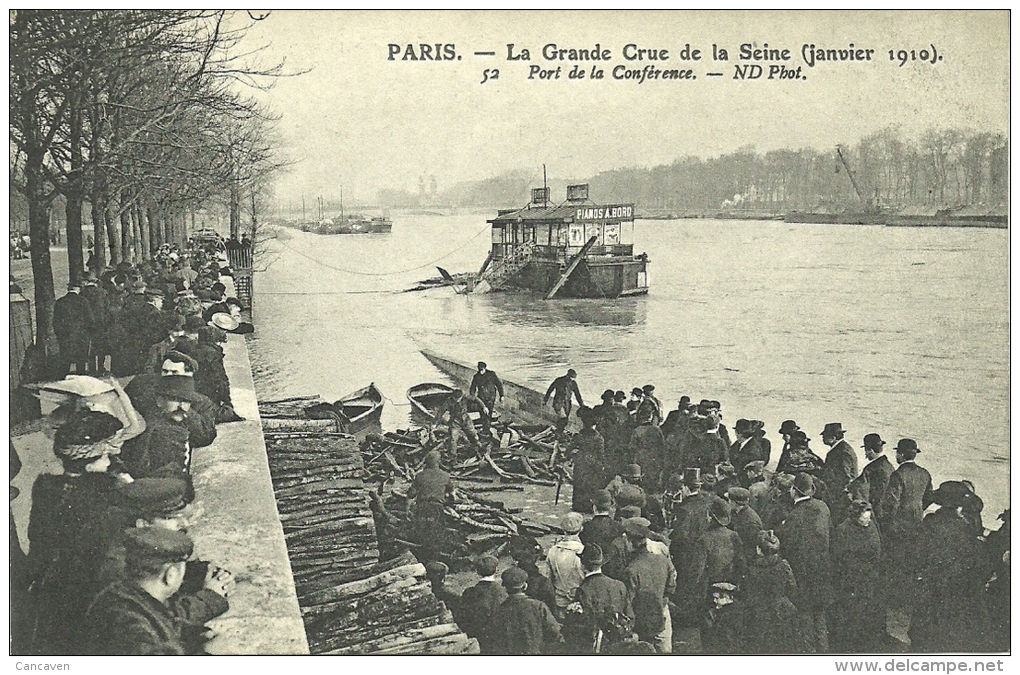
8, 9, 1010, 665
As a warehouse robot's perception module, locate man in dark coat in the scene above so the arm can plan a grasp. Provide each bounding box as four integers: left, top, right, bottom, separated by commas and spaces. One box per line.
469, 361, 503, 434
877, 438, 934, 609
820, 423, 858, 525
491, 567, 563, 654
80, 273, 111, 374
857, 433, 894, 518
53, 279, 96, 376
456, 555, 507, 653
777, 472, 832, 653
775, 419, 801, 474
635, 384, 662, 426
596, 393, 633, 478
727, 486, 764, 560
580, 489, 624, 554
84, 528, 193, 655
544, 368, 584, 434
689, 500, 746, 610
660, 396, 691, 438
507, 535, 557, 612
406, 450, 453, 559
679, 415, 729, 474
622, 519, 676, 652
909, 483, 991, 652
670, 468, 726, 622
430, 388, 487, 456
120, 376, 206, 501
569, 407, 607, 513
730, 418, 767, 476
568, 543, 632, 653
125, 351, 217, 449
628, 409, 666, 493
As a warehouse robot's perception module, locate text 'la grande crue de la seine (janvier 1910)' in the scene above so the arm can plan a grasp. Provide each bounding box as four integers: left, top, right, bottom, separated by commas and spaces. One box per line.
386, 41, 945, 85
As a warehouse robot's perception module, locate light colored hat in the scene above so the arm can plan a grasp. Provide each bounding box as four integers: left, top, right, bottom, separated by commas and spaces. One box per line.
561, 512, 584, 534
209, 312, 239, 331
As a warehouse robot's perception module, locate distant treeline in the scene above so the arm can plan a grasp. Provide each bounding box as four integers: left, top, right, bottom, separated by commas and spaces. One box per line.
380, 128, 1008, 214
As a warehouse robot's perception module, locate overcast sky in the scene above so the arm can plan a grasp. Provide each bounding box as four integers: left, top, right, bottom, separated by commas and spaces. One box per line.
244, 10, 1009, 204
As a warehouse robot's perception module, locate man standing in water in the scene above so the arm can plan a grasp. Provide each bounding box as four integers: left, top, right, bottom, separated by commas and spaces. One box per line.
469, 361, 504, 435
544, 368, 584, 434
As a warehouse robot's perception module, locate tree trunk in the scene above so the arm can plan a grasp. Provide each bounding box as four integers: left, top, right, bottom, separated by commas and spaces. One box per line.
120, 200, 133, 263
65, 190, 84, 283
136, 202, 149, 260
230, 180, 241, 239
26, 149, 56, 349
90, 182, 107, 271
148, 206, 161, 249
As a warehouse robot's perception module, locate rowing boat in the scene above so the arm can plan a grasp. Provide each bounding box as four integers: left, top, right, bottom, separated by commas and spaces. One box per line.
334, 383, 384, 436
259, 383, 384, 437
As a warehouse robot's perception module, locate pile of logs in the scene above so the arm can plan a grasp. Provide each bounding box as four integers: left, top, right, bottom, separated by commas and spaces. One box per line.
263, 427, 477, 654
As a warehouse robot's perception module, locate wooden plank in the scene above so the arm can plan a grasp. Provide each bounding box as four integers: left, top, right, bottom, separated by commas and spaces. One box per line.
545, 234, 598, 299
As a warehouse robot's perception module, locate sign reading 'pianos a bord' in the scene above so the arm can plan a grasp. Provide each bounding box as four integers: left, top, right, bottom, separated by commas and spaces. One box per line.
573, 204, 635, 222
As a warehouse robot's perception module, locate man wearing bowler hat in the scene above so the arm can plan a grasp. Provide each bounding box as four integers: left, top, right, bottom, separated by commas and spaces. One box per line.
730, 418, 766, 476
878, 438, 934, 610
570, 543, 632, 653
820, 422, 858, 525
778, 472, 832, 652
857, 433, 895, 513
85, 527, 195, 654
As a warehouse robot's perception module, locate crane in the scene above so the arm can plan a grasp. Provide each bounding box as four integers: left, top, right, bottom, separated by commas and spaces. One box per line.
835, 145, 866, 204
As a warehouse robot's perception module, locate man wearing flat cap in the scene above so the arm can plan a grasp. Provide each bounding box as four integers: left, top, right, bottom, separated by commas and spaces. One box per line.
544, 368, 584, 435
878, 438, 934, 609
580, 489, 623, 556
546, 512, 586, 618
457, 555, 507, 653
490, 567, 563, 654
85, 528, 195, 654
469, 361, 504, 435
728, 487, 764, 560
777, 472, 832, 652
820, 423, 859, 525
622, 518, 676, 652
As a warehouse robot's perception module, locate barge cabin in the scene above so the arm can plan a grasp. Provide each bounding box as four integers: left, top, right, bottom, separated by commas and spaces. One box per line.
481, 184, 649, 299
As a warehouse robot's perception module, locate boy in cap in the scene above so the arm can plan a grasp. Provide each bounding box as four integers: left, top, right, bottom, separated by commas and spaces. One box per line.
456, 555, 507, 653
546, 512, 585, 619
490, 567, 563, 654
85, 528, 195, 654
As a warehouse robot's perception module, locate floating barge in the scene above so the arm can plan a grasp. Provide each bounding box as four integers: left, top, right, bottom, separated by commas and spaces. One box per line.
478, 183, 649, 299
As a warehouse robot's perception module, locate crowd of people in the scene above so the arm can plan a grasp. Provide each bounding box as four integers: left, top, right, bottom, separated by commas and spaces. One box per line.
420, 367, 1010, 655
11, 237, 254, 655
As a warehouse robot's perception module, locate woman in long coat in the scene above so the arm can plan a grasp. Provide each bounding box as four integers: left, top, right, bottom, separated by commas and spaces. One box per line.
27, 410, 130, 655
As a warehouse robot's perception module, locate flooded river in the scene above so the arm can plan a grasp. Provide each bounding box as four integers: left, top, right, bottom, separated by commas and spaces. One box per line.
248, 213, 1009, 519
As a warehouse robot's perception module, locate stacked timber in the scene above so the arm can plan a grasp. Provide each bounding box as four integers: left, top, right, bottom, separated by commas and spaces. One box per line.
263, 430, 477, 655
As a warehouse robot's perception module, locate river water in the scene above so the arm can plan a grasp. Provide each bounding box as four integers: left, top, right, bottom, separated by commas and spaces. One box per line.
248, 213, 1010, 519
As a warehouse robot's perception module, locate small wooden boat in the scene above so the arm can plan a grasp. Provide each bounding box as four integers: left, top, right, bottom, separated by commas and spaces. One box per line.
407, 382, 455, 421
333, 383, 384, 436
259, 384, 384, 437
